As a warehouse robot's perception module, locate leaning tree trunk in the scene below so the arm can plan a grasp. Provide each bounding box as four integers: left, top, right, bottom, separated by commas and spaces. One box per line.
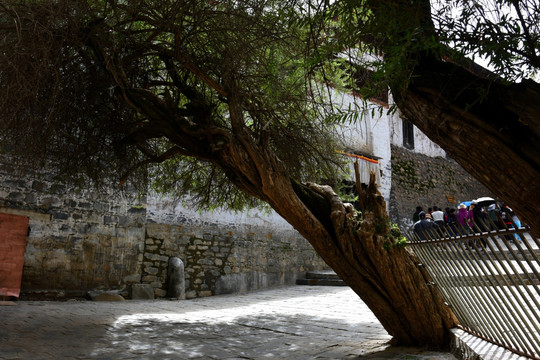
273, 171, 458, 347
217, 132, 458, 347
393, 57, 540, 237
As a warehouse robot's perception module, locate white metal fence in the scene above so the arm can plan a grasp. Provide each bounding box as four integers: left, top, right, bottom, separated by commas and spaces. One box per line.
407, 219, 540, 359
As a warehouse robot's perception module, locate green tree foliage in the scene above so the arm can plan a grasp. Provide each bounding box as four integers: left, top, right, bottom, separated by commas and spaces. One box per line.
432, 0, 540, 80
0, 0, 345, 208
301, 0, 540, 233
305, 0, 539, 92
4, 0, 536, 208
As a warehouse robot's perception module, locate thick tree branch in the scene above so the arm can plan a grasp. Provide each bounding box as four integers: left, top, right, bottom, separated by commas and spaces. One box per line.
394, 57, 540, 235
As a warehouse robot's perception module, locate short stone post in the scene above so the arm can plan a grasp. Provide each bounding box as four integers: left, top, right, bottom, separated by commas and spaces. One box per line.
167, 257, 185, 300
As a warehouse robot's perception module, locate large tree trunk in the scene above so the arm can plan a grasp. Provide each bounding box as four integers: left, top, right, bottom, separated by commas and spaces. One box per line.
394, 57, 540, 237
216, 134, 458, 347
289, 179, 458, 347
112, 63, 459, 349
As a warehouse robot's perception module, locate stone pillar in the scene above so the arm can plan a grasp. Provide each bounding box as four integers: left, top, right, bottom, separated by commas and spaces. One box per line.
167, 257, 185, 299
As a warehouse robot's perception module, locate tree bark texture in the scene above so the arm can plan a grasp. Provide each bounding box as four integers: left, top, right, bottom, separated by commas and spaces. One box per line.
209, 133, 458, 347
297, 180, 458, 347
394, 57, 540, 237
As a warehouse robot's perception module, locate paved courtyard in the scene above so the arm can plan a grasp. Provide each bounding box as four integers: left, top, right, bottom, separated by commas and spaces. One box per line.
0, 286, 458, 359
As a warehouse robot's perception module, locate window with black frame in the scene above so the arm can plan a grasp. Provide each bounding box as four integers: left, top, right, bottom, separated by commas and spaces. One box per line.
403, 120, 414, 149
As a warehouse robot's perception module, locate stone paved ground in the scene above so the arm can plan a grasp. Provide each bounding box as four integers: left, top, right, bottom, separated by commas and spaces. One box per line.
0, 286, 457, 360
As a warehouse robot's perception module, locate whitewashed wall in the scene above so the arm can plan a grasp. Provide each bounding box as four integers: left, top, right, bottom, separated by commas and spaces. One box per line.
331, 90, 395, 206
147, 194, 294, 231
368, 105, 393, 204
390, 115, 446, 158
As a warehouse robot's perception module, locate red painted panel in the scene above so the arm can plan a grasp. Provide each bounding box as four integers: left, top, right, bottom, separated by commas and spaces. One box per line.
0, 212, 29, 298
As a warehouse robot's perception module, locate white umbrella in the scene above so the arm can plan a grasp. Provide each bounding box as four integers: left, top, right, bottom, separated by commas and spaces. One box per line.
475, 197, 495, 207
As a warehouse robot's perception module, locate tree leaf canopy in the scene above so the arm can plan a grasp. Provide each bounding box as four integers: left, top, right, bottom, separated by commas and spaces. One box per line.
0, 0, 346, 209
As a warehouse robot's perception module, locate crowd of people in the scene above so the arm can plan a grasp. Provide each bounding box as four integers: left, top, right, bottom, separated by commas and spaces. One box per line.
412, 201, 522, 241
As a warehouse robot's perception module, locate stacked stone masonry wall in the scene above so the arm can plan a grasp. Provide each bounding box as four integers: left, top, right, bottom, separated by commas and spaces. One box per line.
0, 168, 328, 299
389, 145, 493, 231
144, 223, 328, 299
0, 167, 146, 298
2, 144, 492, 299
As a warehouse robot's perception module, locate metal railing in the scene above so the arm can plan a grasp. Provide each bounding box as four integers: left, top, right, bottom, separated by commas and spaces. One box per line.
406, 218, 540, 359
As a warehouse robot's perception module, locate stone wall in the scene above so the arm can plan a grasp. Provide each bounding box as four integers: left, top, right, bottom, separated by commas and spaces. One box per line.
0, 167, 328, 299
143, 193, 329, 298
143, 223, 327, 298
0, 166, 146, 298
389, 145, 493, 231
2, 143, 492, 299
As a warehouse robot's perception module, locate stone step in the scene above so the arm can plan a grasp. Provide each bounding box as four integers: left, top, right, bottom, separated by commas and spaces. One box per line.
296, 271, 347, 286
305, 271, 341, 280
295, 278, 347, 286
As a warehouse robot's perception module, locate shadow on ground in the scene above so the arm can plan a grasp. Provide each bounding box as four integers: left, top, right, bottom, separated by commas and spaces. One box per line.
0, 287, 456, 359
